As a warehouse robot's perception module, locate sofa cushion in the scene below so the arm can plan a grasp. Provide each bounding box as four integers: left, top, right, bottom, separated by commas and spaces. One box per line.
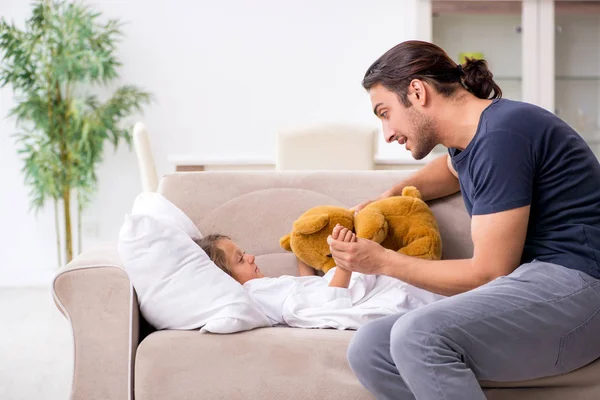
255, 252, 299, 277
135, 328, 600, 400
135, 328, 374, 400
197, 187, 347, 255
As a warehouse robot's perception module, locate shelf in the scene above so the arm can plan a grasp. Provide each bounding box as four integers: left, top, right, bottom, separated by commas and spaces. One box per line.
491, 76, 600, 82
432, 1, 600, 15
556, 1, 600, 15
494, 76, 522, 81
432, 1, 522, 16
556, 76, 600, 81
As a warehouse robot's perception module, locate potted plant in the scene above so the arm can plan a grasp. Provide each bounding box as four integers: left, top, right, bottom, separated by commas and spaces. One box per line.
0, 0, 152, 264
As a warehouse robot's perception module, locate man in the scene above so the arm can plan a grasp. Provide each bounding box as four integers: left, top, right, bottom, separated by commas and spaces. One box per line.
327, 40, 600, 400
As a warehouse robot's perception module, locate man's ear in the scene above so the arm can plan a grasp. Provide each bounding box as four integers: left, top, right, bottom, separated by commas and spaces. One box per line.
409, 79, 427, 106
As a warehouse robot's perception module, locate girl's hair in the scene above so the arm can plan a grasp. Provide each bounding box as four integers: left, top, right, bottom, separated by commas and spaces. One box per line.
362, 40, 502, 106
193, 234, 232, 276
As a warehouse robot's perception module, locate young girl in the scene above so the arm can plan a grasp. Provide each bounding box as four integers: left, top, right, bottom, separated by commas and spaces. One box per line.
194, 225, 444, 329
194, 224, 357, 288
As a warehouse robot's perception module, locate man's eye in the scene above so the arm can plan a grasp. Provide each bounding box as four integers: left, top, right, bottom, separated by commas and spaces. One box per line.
381, 111, 388, 118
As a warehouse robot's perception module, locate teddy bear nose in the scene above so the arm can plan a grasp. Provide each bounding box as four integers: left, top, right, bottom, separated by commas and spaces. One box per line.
326, 254, 332, 258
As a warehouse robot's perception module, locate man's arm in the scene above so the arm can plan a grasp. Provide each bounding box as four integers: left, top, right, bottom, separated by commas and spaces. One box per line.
354, 154, 460, 212
328, 205, 530, 296
446, 153, 459, 179
384, 154, 460, 201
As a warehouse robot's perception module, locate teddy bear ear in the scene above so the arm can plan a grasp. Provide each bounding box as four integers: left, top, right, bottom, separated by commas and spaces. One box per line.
293, 213, 329, 235
401, 186, 422, 200
279, 234, 292, 251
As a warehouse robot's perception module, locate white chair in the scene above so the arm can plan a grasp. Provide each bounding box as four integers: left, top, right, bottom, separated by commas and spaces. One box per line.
132, 122, 159, 192
276, 124, 378, 170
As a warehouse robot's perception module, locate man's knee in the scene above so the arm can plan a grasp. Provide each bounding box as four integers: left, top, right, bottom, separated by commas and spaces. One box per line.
390, 306, 451, 360
348, 320, 379, 371
348, 315, 397, 373
347, 329, 367, 373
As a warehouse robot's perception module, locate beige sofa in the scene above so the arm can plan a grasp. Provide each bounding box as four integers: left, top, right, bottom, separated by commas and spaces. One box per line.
53, 170, 600, 400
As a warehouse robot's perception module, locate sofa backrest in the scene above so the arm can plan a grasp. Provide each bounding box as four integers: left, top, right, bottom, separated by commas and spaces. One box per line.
158, 171, 473, 276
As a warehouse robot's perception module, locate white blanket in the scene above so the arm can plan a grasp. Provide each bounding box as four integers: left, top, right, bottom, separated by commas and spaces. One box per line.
243, 268, 445, 330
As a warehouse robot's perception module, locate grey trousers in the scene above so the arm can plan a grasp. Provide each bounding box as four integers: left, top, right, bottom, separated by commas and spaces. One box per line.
347, 261, 600, 400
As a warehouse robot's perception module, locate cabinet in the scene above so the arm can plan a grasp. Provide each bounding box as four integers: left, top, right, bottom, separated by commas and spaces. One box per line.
417, 0, 600, 157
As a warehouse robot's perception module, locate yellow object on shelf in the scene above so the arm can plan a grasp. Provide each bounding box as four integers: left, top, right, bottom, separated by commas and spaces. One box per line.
459, 52, 484, 64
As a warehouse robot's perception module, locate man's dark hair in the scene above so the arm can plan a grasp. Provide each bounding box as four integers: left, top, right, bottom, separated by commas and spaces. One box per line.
362, 40, 502, 106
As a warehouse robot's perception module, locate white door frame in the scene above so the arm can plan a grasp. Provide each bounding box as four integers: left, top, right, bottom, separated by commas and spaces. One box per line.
522, 0, 541, 107
538, 0, 555, 113
416, 0, 433, 42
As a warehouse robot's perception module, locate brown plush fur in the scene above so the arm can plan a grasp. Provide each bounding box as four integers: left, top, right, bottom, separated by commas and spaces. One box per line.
280, 186, 442, 273
354, 186, 442, 261
280, 205, 354, 273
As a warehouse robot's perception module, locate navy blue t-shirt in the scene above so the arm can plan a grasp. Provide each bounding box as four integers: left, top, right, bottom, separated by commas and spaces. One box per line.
449, 98, 600, 278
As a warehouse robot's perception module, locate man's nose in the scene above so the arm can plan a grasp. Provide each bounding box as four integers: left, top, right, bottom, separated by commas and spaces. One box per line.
382, 121, 396, 143
384, 129, 396, 143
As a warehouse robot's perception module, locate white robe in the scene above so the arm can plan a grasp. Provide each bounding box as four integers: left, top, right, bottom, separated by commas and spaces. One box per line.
243, 267, 445, 330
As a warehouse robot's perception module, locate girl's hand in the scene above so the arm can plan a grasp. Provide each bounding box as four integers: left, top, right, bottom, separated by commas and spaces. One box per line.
328, 224, 356, 288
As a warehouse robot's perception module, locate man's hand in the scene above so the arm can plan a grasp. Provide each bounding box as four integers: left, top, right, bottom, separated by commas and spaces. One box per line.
350, 197, 379, 214
327, 226, 389, 274
350, 199, 375, 214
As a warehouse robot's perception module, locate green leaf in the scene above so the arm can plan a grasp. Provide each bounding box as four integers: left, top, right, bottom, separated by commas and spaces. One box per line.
1, 0, 152, 216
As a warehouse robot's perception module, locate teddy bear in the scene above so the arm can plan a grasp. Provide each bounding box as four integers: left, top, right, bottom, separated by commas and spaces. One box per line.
279, 205, 354, 274
279, 186, 442, 274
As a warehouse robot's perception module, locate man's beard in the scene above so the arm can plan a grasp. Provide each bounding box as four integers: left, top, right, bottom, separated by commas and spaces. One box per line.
407, 108, 438, 160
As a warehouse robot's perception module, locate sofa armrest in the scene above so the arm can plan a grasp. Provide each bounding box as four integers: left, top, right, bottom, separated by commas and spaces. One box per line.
53, 244, 139, 400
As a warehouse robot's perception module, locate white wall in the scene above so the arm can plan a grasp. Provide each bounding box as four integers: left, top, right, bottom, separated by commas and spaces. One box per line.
0, 2, 61, 286
0, 0, 420, 286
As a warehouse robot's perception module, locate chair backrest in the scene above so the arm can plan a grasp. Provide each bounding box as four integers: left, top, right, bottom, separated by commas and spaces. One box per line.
132, 122, 159, 192
276, 124, 377, 170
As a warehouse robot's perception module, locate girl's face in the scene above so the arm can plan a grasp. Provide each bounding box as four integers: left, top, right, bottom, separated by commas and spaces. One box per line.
217, 239, 264, 284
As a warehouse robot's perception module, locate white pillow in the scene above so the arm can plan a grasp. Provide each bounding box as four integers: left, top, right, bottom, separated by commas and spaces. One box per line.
131, 192, 202, 239
118, 196, 271, 334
